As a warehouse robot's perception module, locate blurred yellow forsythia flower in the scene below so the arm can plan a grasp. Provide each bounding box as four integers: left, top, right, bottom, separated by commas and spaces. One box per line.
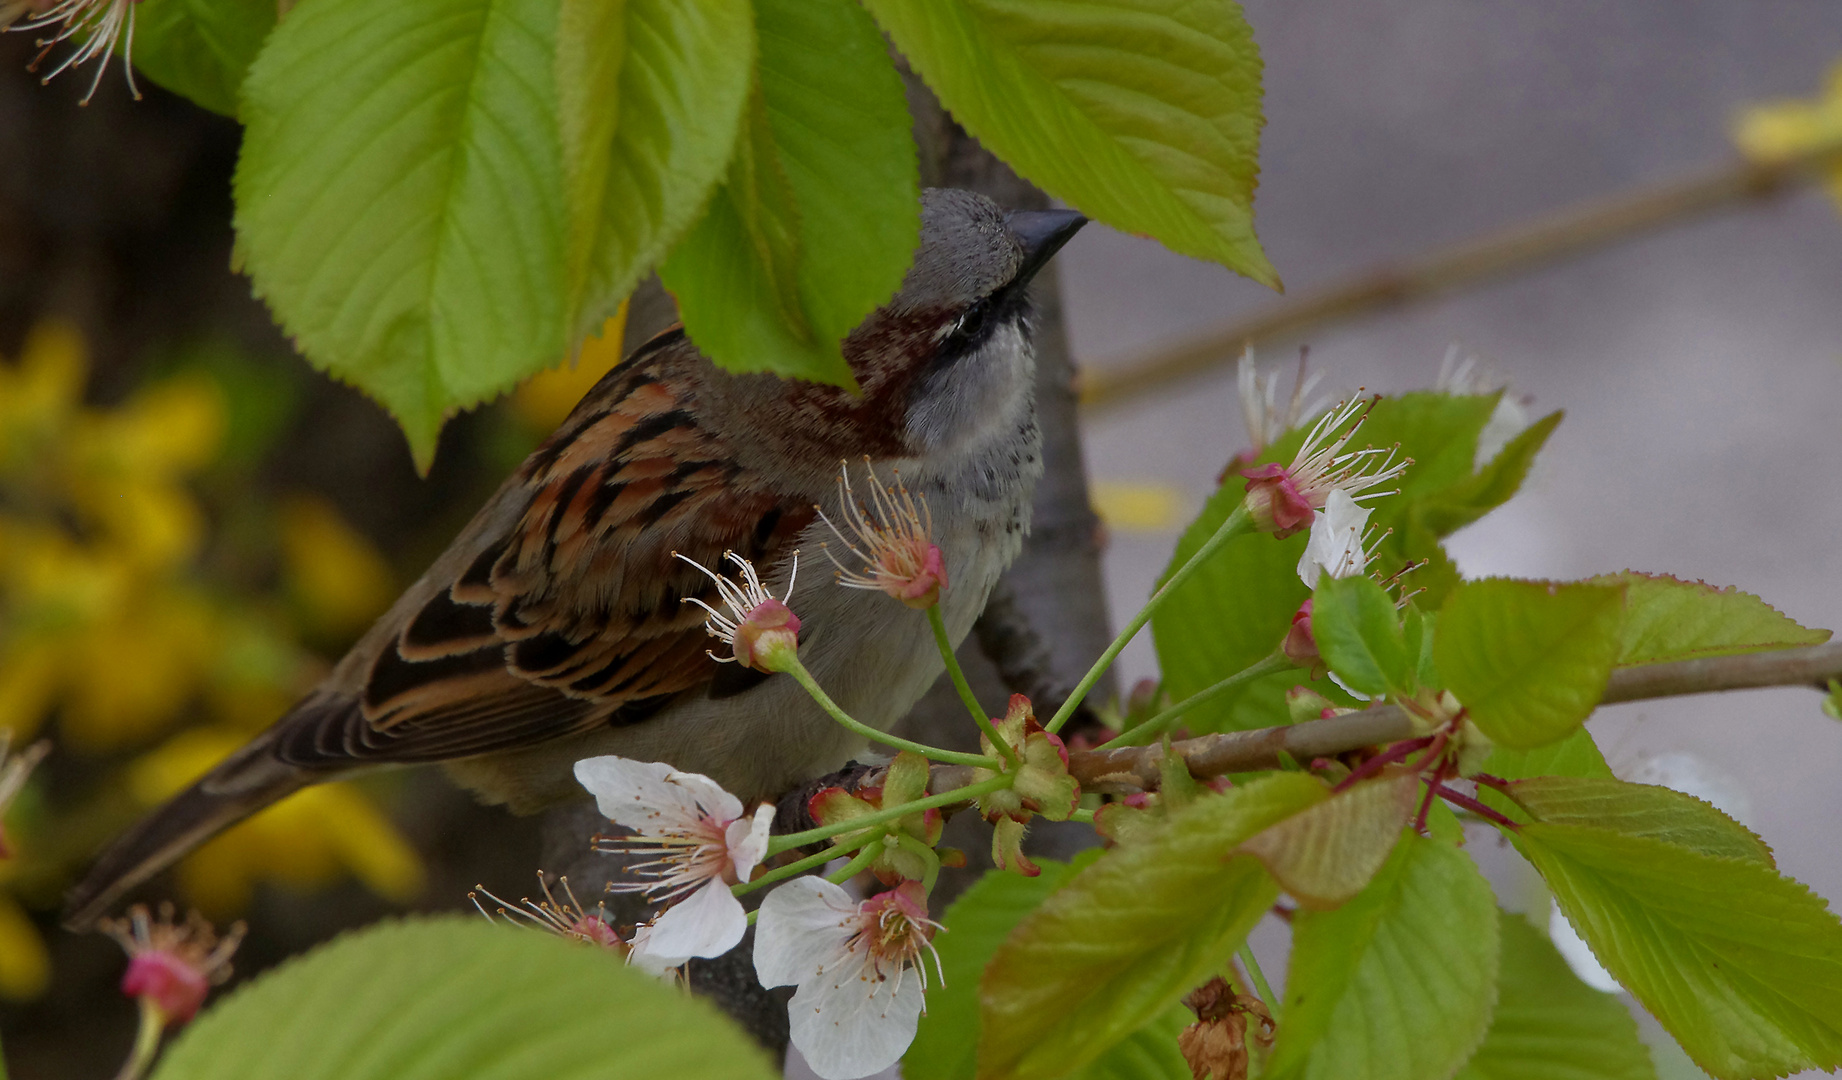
1733, 58, 1842, 208
511, 304, 629, 432
0, 324, 423, 996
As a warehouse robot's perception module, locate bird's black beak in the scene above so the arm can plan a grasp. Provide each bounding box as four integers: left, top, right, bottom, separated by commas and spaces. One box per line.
1006, 208, 1088, 289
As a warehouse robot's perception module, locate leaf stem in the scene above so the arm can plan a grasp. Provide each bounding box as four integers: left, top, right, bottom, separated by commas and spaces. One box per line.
734, 840, 867, 896
1046, 505, 1253, 735
777, 656, 996, 769
111, 998, 164, 1080
825, 842, 884, 885
1098, 652, 1291, 749
1238, 944, 1279, 1015
767, 774, 1013, 854
931, 605, 1017, 767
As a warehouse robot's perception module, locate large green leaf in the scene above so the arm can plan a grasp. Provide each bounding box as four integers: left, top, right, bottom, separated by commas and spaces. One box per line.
1151, 393, 1537, 734
1267, 834, 1500, 1080
1505, 776, 1773, 864
236, 0, 748, 469
978, 773, 1324, 1080
556, 0, 752, 349
1477, 727, 1613, 821
1514, 822, 1842, 1078
1312, 575, 1412, 698
1452, 911, 1656, 1080
152, 916, 777, 1080
129, 0, 275, 116
1435, 578, 1625, 749
862, 0, 1276, 286
910, 854, 1100, 1080
661, 0, 918, 386
1074, 1006, 1195, 1080
1585, 571, 1830, 667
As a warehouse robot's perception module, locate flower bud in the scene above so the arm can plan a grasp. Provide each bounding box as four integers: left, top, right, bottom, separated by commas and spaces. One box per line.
1241, 464, 1314, 537
1281, 600, 1323, 675
732, 598, 801, 672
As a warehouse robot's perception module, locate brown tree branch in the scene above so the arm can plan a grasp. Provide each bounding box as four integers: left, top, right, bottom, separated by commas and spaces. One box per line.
1076, 139, 1842, 411
1059, 642, 1842, 792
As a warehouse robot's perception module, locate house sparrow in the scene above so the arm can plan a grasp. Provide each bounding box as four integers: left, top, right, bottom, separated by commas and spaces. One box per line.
64, 189, 1087, 929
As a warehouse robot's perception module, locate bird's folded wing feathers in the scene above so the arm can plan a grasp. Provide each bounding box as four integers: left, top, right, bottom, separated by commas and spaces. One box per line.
273, 334, 816, 767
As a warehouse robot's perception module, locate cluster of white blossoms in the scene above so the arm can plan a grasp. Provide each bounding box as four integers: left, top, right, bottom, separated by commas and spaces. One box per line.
563, 755, 941, 1079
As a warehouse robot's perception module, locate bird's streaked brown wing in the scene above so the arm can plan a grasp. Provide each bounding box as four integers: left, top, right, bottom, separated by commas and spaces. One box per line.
273, 332, 815, 767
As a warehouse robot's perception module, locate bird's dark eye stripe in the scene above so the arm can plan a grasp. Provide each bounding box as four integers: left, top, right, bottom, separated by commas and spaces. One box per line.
931, 281, 1031, 373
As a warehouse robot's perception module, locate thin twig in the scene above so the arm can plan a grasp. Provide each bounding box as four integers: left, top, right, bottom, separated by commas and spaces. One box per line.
1076, 140, 1842, 411
1064, 641, 1842, 791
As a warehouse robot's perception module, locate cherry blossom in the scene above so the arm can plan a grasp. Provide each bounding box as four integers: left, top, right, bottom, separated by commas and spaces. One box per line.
1296, 489, 1376, 588
1241, 397, 1407, 537
675, 550, 801, 671
574, 756, 773, 970
754, 878, 943, 1080
818, 460, 948, 610
101, 903, 243, 1026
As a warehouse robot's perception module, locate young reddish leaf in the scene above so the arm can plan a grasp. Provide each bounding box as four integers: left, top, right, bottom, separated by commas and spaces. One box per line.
1435, 579, 1625, 749
1238, 773, 1415, 909
977, 773, 1323, 1080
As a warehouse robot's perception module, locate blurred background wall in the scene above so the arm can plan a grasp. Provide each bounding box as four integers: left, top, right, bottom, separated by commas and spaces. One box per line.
2, 2, 1840, 1078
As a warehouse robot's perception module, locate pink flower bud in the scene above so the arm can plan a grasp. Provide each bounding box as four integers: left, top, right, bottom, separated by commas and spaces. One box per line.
121, 951, 210, 1025
1282, 599, 1319, 669
1242, 464, 1315, 537
732, 598, 801, 672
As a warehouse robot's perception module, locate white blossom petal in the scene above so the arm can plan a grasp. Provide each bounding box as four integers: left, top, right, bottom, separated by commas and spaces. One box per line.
627, 923, 688, 977
727, 803, 775, 882
787, 952, 926, 1080
1297, 488, 1372, 588
573, 756, 739, 832
644, 876, 747, 960
754, 877, 858, 989
664, 769, 745, 823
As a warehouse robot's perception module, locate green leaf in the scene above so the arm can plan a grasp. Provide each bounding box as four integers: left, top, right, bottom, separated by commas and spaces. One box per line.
1267, 834, 1500, 1080
1515, 823, 1842, 1078
1072, 1005, 1195, 1080
1505, 776, 1774, 864
152, 915, 777, 1080
1585, 571, 1830, 667
1478, 727, 1613, 822
978, 773, 1324, 1080
1452, 911, 1656, 1080
236, 0, 748, 469
661, 0, 918, 386
1237, 773, 1414, 909
1413, 408, 1564, 539
1481, 727, 1613, 782
129, 0, 275, 116
1312, 575, 1413, 698
554, 0, 753, 348
1403, 605, 1442, 690
862, 0, 1276, 287
909, 854, 1101, 1080
1436, 578, 1625, 749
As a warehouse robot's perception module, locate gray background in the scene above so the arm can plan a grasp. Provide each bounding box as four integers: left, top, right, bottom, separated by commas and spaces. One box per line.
1058, 3, 1841, 1076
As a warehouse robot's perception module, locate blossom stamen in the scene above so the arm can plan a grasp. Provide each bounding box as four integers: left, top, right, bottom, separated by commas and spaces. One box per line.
817, 459, 947, 609
470, 874, 624, 951
1242, 395, 1410, 538
675, 550, 800, 670
13, 0, 141, 105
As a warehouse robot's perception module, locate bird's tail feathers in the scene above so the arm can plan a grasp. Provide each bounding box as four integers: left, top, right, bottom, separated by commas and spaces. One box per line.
61, 731, 310, 931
